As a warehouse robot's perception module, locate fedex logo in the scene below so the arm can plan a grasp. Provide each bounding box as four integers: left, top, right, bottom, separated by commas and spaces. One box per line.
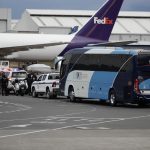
94, 17, 113, 25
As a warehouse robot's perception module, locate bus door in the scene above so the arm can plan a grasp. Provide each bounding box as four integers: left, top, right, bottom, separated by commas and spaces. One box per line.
136, 55, 150, 97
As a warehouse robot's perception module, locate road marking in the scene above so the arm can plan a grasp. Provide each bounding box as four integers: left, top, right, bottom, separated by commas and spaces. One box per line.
30, 121, 66, 124
97, 127, 110, 130
0, 116, 124, 123
0, 124, 32, 130
52, 118, 123, 130
55, 108, 97, 117
1, 114, 150, 139
10, 124, 32, 128
52, 114, 150, 130
0, 101, 31, 114
75, 127, 110, 130
0, 130, 48, 139
88, 119, 103, 122
76, 127, 90, 130
74, 118, 89, 122
57, 118, 69, 121
45, 118, 54, 121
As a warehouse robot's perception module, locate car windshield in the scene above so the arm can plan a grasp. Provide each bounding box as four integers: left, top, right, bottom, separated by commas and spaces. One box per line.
12, 72, 27, 78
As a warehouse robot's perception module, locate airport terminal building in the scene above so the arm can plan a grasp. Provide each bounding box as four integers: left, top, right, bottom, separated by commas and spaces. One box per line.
0, 8, 11, 32
13, 9, 150, 42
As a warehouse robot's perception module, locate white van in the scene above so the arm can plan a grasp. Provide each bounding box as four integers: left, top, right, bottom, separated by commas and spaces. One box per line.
5, 70, 27, 92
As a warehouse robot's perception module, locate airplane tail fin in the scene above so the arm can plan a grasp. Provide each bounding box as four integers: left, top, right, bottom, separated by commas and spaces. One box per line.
59, 0, 124, 56
76, 0, 124, 41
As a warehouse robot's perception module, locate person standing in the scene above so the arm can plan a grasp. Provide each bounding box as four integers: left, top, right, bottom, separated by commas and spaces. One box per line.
1, 72, 8, 96
31, 73, 37, 82
26, 74, 33, 95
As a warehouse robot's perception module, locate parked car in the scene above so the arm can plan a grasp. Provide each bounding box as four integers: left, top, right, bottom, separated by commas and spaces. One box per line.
31, 73, 60, 99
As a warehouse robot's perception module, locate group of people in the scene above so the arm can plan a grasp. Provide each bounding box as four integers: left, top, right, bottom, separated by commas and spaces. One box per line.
0, 72, 37, 96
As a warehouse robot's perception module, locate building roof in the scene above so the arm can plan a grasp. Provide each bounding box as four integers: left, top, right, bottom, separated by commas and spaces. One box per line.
26, 9, 94, 17
15, 9, 150, 35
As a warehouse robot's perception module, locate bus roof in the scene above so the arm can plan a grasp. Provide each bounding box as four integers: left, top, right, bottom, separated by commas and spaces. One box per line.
67, 47, 150, 56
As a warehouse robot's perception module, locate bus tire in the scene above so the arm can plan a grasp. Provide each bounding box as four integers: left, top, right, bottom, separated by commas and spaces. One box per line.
109, 90, 117, 106
137, 101, 146, 108
68, 87, 76, 102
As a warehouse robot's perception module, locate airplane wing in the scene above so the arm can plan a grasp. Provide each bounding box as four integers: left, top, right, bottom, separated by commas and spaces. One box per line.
0, 33, 70, 58
88, 40, 138, 47
0, 41, 69, 58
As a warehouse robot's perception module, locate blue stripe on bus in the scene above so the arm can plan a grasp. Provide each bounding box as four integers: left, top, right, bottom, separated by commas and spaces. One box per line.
88, 71, 117, 100
111, 50, 137, 55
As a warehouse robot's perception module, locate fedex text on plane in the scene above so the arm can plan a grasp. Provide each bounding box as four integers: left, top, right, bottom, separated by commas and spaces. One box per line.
94, 17, 113, 25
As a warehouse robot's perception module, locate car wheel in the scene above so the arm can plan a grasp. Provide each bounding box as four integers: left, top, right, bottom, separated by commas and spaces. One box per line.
109, 90, 117, 106
68, 87, 76, 102
32, 88, 38, 98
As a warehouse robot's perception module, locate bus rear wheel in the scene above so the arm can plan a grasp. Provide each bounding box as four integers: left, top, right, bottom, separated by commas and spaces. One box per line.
68, 87, 76, 102
109, 90, 117, 106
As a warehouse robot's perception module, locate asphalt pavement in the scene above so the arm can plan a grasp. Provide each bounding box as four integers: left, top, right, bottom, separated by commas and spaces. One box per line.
0, 94, 150, 150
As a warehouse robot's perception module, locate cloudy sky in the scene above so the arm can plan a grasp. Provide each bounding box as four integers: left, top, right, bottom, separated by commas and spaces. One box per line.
0, 0, 150, 19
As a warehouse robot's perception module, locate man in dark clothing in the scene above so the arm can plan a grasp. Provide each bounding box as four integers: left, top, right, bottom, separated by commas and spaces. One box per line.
1, 72, 8, 96
26, 74, 33, 95
31, 73, 37, 82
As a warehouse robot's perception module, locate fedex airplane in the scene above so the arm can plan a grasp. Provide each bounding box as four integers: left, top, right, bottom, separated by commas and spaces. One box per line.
0, 0, 124, 61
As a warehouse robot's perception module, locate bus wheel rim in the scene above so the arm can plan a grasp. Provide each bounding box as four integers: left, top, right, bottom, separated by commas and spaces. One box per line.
110, 93, 115, 104
70, 91, 75, 101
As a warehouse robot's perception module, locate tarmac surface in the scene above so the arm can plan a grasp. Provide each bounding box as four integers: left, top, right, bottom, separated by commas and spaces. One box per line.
0, 95, 150, 150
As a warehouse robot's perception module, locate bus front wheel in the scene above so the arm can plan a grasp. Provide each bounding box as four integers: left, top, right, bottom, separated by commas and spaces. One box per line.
109, 90, 117, 106
68, 87, 76, 102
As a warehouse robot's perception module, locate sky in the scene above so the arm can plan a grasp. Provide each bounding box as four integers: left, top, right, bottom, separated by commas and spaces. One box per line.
0, 0, 150, 19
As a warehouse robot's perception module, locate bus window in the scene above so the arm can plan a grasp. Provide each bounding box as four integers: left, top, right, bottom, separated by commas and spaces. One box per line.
100, 54, 131, 72
60, 54, 72, 78
69, 54, 81, 71
74, 54, 101, 71
120, 56, 133, 72
137, 55, 150, 84
137, 54, 150, 67
60, 60, 67, 78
